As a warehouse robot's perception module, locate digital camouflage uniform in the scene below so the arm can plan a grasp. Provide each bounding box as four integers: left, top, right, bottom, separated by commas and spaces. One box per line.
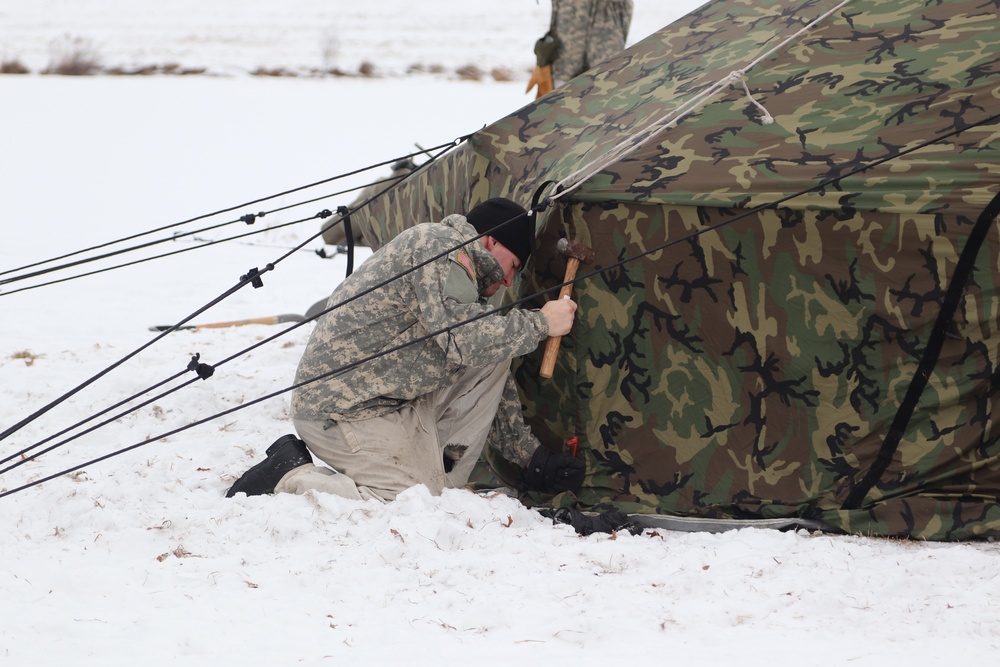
549, 0, 633, 86
284, 215, 549, 499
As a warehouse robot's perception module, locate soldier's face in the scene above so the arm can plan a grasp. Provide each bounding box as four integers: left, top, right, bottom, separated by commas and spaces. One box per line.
482, 238, 522, 297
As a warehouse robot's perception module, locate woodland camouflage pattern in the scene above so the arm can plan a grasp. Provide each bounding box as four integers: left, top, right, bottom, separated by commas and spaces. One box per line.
355, 0, 1000, 540
320, 161, 415, 246
292, 215, 548, 468
548, 0, 634, 84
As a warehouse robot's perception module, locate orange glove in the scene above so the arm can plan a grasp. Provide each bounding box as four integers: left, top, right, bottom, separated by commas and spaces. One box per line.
526, 64, 554, 99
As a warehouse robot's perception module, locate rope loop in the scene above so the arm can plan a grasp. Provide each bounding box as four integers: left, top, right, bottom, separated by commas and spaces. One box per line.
732, 71, 774, 125
529, 180, 557, 215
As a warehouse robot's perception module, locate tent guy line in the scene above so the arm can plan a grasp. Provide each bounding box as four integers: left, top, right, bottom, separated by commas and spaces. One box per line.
0, 141, 462, 288
0, 172, 406, 293
0, 211, 322, 297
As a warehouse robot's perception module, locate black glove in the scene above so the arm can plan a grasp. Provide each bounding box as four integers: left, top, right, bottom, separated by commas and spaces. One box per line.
533, 31, 561, 67
549, 507, 641, 536
523, 446, 585, 495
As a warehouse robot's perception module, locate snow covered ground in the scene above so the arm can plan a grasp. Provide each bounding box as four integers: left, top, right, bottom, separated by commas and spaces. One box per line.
1, 0, 687, 77
2, 2, 999, 665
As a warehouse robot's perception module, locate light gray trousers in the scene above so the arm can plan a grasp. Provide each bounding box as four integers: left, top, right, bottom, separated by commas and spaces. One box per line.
275, 362, 508, 501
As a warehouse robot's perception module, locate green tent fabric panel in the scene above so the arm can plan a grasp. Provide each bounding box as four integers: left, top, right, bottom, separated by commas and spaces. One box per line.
360, 0, 1000, 238
511, 200, 1000, 539
475, 0, 843, 206
821, 497, 1000, 541
479, 0, 1000, 216
586, 2, 1000, 215
357, 144, 486, 250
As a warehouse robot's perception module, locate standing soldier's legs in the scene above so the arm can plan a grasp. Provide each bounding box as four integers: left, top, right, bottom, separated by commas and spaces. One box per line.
584, 0, 633, 71
551, 0, 592, 85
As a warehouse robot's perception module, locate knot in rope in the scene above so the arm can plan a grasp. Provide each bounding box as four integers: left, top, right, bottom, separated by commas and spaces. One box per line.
187, 353, 215, 380
240, 264, 272, 289
240, 211, 266, 225
729, 71, 774, 125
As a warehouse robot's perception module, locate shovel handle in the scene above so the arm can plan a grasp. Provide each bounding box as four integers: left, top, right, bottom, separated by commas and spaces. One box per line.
148, 314, 305, 332
539, 257, 580, 378
191, 316, 287, 329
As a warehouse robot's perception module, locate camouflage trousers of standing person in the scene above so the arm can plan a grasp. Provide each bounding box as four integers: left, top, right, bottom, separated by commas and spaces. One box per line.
275, 362, 510, 501
551, 0, 633, 86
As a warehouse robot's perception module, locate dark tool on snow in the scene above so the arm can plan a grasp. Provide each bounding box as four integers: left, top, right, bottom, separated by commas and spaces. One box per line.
149, 297, 330, 332
539, 238, 595, 378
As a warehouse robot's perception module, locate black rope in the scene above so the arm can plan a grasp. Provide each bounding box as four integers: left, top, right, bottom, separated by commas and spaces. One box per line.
0, 214, 311, 297
0, 267, 264, 445
0, 138, 452, 298
0, 369, 189, 469
530, 180, 557, 214
0, 372, 203, 475
0, 175, 402, 291
0, 142, 459, 289
179, 233, 341, 257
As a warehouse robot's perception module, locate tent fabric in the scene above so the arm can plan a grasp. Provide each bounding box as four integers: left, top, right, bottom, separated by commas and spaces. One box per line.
355, 0, 1000, 540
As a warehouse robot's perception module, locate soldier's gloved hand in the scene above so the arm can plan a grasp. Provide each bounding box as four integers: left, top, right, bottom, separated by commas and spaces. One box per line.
550, 507, 640, 536
524, 446, 584, 494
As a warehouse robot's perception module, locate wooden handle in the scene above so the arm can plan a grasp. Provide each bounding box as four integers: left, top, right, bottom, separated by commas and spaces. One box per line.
149, 313, 306, 332
194, 316, 282, 329
539, 257, 580, 378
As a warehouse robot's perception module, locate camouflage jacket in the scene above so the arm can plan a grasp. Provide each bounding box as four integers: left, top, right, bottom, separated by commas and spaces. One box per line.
291, 215, 549, 466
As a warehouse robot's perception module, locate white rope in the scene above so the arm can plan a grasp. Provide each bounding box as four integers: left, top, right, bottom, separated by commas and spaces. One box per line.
547, 0, 853, 203
735, 72, 774, 125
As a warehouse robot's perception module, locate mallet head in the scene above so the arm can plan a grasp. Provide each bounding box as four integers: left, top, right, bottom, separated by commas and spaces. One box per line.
556, 237, 596, 264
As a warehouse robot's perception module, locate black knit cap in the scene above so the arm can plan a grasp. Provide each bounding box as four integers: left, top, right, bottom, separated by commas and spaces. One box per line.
465, 198, 535, 267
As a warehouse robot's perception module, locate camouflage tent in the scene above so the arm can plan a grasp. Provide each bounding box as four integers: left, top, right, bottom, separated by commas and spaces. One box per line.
355, 0, 1000, 540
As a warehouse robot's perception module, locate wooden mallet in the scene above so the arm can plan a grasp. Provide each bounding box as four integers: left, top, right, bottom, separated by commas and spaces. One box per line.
539, 237, 596, 378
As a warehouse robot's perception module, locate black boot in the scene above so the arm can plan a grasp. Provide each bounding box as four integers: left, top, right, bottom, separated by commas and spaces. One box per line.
225, 434, 312, 498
